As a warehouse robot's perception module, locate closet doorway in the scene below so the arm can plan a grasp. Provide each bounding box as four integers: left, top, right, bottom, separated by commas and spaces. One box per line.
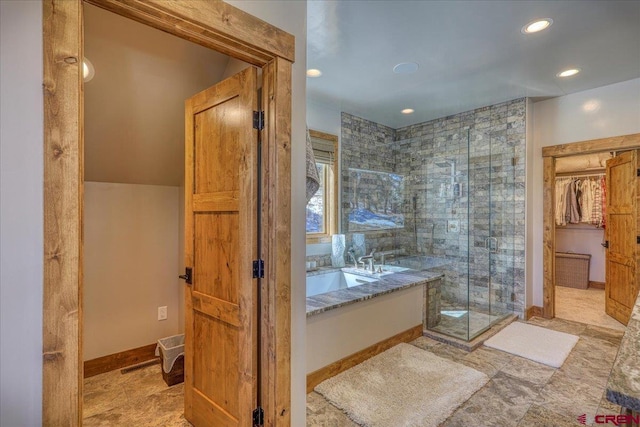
542, 133, 640, 325
553, 152, 621, 330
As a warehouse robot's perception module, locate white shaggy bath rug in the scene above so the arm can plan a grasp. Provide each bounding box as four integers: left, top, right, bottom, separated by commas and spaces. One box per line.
314, 343, 489, 427
483, 321, 579, 368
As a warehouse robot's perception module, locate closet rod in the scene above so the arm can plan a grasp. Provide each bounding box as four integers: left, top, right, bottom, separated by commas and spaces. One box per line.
555, 171, 605, 178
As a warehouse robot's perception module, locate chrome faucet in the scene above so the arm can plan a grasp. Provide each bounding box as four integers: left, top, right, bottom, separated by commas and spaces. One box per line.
347, 248, 358, 268
358, 249, 376, 272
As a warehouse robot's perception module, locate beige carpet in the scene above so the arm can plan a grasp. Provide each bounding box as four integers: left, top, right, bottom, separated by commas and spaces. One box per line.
484, 322, 578, 368
314, 343, 489, 427
556, 286, 626, 331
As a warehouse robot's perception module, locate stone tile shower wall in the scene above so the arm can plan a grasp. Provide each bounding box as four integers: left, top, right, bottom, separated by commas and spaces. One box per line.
340, 99, 526, 318
340, 113, 414, 255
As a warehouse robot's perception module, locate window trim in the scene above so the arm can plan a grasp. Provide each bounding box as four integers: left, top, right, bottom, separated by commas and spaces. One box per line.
307, 129, 338, 244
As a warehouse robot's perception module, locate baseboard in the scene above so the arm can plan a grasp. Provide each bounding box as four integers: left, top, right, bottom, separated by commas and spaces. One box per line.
84, 343, 159, 378
306, 324, 423, 394
589, 281, 605, 289
525, 305, 543, 320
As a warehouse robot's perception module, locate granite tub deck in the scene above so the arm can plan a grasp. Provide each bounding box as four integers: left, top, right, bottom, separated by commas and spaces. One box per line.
306, 268, 443, 316
606, 290, 640, 414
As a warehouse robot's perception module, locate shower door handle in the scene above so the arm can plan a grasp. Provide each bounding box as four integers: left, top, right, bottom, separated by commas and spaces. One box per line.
485, 237, 498, 253
489, 237, 498, 253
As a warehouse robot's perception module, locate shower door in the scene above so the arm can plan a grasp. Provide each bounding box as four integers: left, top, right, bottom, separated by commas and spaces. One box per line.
422, 128, 515, 341
468, 130, 515, 340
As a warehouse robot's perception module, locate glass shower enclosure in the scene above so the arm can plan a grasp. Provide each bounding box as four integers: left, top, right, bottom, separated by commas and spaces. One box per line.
394, 128, 516, 341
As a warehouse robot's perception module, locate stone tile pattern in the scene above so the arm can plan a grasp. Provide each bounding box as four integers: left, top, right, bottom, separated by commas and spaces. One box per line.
339, 98, 526, 321
305, 269, 443, 316
606, 291, 640, 411
308, 318, 625, 427
83, 362, 191, 427
305, 253, 333, 268
84, 319, 624, 426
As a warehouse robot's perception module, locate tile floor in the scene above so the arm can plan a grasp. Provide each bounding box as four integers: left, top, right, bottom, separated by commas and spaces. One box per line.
555, 285, 627, 332
307, 317, 625, 427
84, 317, 626, 426
83, 362, 190, 426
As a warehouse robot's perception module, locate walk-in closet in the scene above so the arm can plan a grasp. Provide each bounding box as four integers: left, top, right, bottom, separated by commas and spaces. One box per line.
553, 152, 625, 331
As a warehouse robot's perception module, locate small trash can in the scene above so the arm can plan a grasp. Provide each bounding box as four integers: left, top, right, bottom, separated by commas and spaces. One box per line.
155, 334, 185, 386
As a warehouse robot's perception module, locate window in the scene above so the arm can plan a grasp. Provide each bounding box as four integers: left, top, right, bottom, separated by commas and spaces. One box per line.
306, 130, 338, 243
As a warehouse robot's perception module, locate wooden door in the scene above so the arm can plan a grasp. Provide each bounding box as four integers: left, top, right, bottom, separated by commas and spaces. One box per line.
605, 150, 640, 325
183, 67, 258, 426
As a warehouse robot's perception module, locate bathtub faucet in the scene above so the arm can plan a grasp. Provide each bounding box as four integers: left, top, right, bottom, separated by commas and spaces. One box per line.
358, 249, 376, 272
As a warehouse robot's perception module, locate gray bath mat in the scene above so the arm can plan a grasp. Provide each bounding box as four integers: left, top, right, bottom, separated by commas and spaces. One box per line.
314, 343, 489, 427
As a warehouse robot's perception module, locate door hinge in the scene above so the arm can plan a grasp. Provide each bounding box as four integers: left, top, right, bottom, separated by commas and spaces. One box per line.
253, 259, 265, 279
178, 267, 192, 285
602, 240, 610, 249
637, 168, 640, 177
253, 110, 264, 130
252, 407, 264, 427
637, 236, 640, 244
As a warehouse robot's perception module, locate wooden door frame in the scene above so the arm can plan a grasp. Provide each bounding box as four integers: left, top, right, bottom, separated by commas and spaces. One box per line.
43, 1, 293, 425
541, 133, 640, 318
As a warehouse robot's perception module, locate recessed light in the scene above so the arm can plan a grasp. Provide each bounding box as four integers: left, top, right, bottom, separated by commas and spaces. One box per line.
521, 18, 553, 34
557, 68, 581, 78
307, 69, 322, 78
83, 57, 95, 82
393, 62, 419, 74
401, 108, 414, 114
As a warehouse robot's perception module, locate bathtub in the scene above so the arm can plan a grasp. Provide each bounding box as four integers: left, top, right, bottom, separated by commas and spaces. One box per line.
306, 270, 378, 297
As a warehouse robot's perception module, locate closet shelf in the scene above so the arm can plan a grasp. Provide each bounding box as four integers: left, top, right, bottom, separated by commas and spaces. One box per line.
555, 171, 605, 178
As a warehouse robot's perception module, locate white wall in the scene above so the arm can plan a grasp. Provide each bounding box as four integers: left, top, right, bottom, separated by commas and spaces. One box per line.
530, 78, 640, 307
307, 101, 341, 136
83, 182, 181, 360
0, 1, 43, 425
224, 2, 307, 425
525, 99, 535, 309
307, 285, 423, 373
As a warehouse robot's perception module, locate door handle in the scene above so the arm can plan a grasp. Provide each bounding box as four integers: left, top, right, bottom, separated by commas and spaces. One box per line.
179, 267, 192, 285
487, 237, 498, 253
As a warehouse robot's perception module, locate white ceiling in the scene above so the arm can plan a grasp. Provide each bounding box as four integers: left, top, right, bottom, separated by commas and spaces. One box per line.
84, 4, 232, 186
307, 0, 640, 129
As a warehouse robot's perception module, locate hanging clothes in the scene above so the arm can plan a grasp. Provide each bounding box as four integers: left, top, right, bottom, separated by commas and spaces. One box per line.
555, 174, 605, 227
579, 178, 595, 224
564, 179, 581, 224
555, 177, 572, 226
600, 176, 606, 229
592, 178, 603, 226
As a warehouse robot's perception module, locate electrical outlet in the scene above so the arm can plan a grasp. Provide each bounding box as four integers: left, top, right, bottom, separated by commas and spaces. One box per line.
158, 306, 167, 321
